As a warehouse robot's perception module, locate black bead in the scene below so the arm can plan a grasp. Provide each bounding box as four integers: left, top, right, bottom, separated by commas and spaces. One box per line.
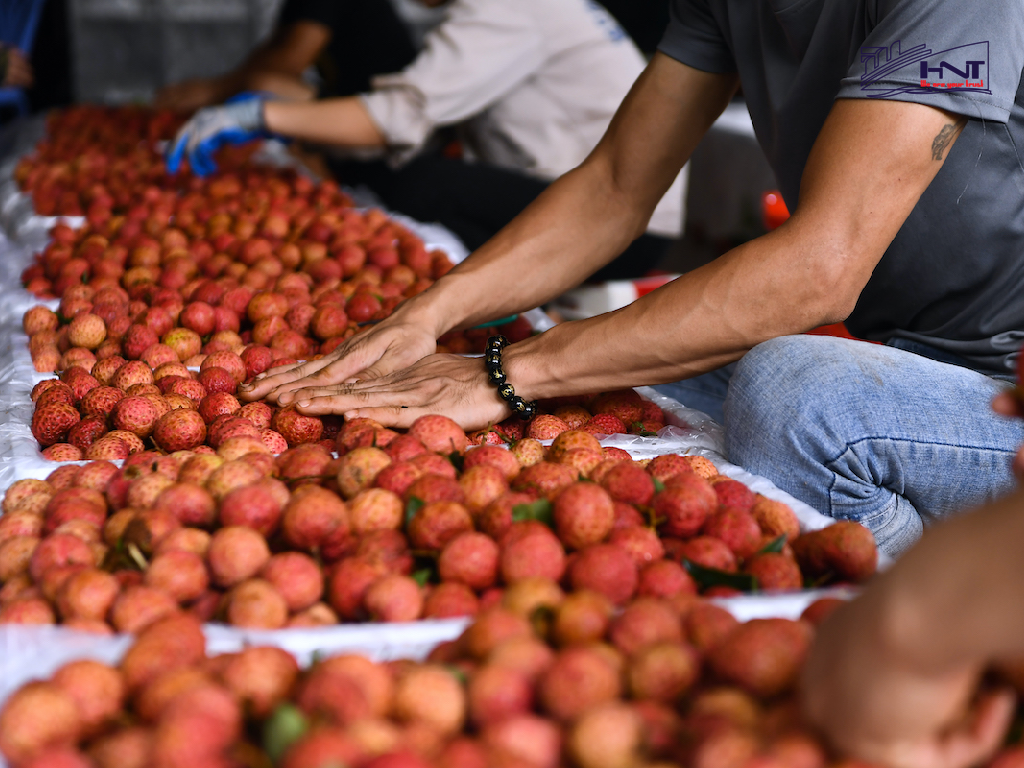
519, 401, 537, 420
510, 396, 527, 413
485, 352, 502, 369
487, 368, 507, 386
488, 335, 509, 350
498, 383, 516, 401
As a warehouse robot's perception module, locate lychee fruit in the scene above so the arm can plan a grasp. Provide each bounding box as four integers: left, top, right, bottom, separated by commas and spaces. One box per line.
409, 414, 468, 455
207, 526, 272, 586
553, 482, 614, 550
567, 543, 638, 606
538, 646, 621, 721
439, 532, 500, 591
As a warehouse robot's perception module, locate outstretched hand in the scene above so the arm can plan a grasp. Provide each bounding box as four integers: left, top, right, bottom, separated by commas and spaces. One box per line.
255, 353, 510, 431
239, 317, 439, 407
165, 95, 268, 176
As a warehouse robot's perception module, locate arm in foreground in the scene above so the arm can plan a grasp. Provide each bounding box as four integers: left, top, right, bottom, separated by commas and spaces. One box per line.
240, 54, 738, 405
801, 483, 1024, 768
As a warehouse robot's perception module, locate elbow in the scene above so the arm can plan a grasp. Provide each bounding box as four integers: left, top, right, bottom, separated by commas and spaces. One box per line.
800, 249, 873, 329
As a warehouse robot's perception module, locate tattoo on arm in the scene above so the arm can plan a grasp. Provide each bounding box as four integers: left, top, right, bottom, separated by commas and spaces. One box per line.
931, 118, 966, 161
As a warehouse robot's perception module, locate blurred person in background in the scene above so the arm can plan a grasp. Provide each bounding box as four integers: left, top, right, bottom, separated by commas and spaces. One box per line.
154, 0, 422, 112
165, 0, 685, 282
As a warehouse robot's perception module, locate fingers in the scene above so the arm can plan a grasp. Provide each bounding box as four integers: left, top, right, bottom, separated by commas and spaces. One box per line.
291, 386, 419, 419
299, 398, 420, 428
189, 129, 220, 177
285, 383, 401, 405
991, 389, 1022, 417
271, 348, 389, 403
238, 359, 325, 402
346, 358, 405, 384
934, 689, 1015, 768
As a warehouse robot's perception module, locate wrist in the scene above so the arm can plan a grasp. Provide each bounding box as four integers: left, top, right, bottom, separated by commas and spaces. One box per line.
502, 335, 550, 402
261, 99, 283, 133
394, 278, 467, 339
484, 336, 538, 420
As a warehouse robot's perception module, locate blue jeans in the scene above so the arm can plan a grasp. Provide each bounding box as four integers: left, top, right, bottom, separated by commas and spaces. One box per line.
655, 336, 1023, 556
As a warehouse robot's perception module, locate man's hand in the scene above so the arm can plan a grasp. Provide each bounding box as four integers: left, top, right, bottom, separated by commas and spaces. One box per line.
239, 315, 439, 406
802, 590, 1015, 768
155, 78, 226, 113
165, 95, 269, 176
265, 354, 510, 431
3, 48, 32, 89
992, 389, 1024, 476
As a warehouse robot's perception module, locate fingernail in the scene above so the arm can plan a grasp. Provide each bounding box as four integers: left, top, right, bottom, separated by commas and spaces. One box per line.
254, 373, 267, 381
239, 382, 252, 391
298, 401, 310, 408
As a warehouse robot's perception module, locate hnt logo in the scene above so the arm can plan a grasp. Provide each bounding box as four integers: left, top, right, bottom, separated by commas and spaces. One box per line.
859, 40, 991, 98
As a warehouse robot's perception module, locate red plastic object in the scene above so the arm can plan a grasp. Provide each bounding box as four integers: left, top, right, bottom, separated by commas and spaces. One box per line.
762, 191, 790, 232
633, 273, 678, 298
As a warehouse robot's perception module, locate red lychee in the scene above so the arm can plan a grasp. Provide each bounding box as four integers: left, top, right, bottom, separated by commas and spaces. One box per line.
553, 482, 614, 550
567, 543, 638, 606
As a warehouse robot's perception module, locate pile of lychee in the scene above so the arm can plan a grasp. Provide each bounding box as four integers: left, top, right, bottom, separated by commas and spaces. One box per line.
1, 404, 877, 631
19, 187, 465, 370
6, 590, 1024, 768
15, 105, 242, 218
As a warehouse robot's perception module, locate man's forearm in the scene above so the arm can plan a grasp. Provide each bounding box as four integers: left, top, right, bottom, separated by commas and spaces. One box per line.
407, 156, 655, 338
500, 215, 859, 399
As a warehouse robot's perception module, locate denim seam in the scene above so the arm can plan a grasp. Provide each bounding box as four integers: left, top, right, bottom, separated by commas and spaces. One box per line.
823, 435, 1016, 520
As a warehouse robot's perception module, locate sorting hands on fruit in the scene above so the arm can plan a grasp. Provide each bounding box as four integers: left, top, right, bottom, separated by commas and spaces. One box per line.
3, 0, 1024, 767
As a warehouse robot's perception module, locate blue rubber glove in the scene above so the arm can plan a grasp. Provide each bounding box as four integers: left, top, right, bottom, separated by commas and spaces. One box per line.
166, 93, 270, 176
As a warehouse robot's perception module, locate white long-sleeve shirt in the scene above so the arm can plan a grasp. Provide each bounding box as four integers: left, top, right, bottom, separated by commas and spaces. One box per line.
361, 0, 686, 238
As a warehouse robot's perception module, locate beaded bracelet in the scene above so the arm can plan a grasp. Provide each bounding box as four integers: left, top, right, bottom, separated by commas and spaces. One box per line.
484, 335, 537, 420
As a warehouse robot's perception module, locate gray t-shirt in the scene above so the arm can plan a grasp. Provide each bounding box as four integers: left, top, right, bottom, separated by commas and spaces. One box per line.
659, 0, 1024, 374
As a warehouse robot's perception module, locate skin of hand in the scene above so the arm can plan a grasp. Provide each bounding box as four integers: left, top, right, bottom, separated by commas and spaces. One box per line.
802, 583, 1015, 768
3, 48, 32, 88
992, 389, 1024, 475
239, 303, 441, 406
